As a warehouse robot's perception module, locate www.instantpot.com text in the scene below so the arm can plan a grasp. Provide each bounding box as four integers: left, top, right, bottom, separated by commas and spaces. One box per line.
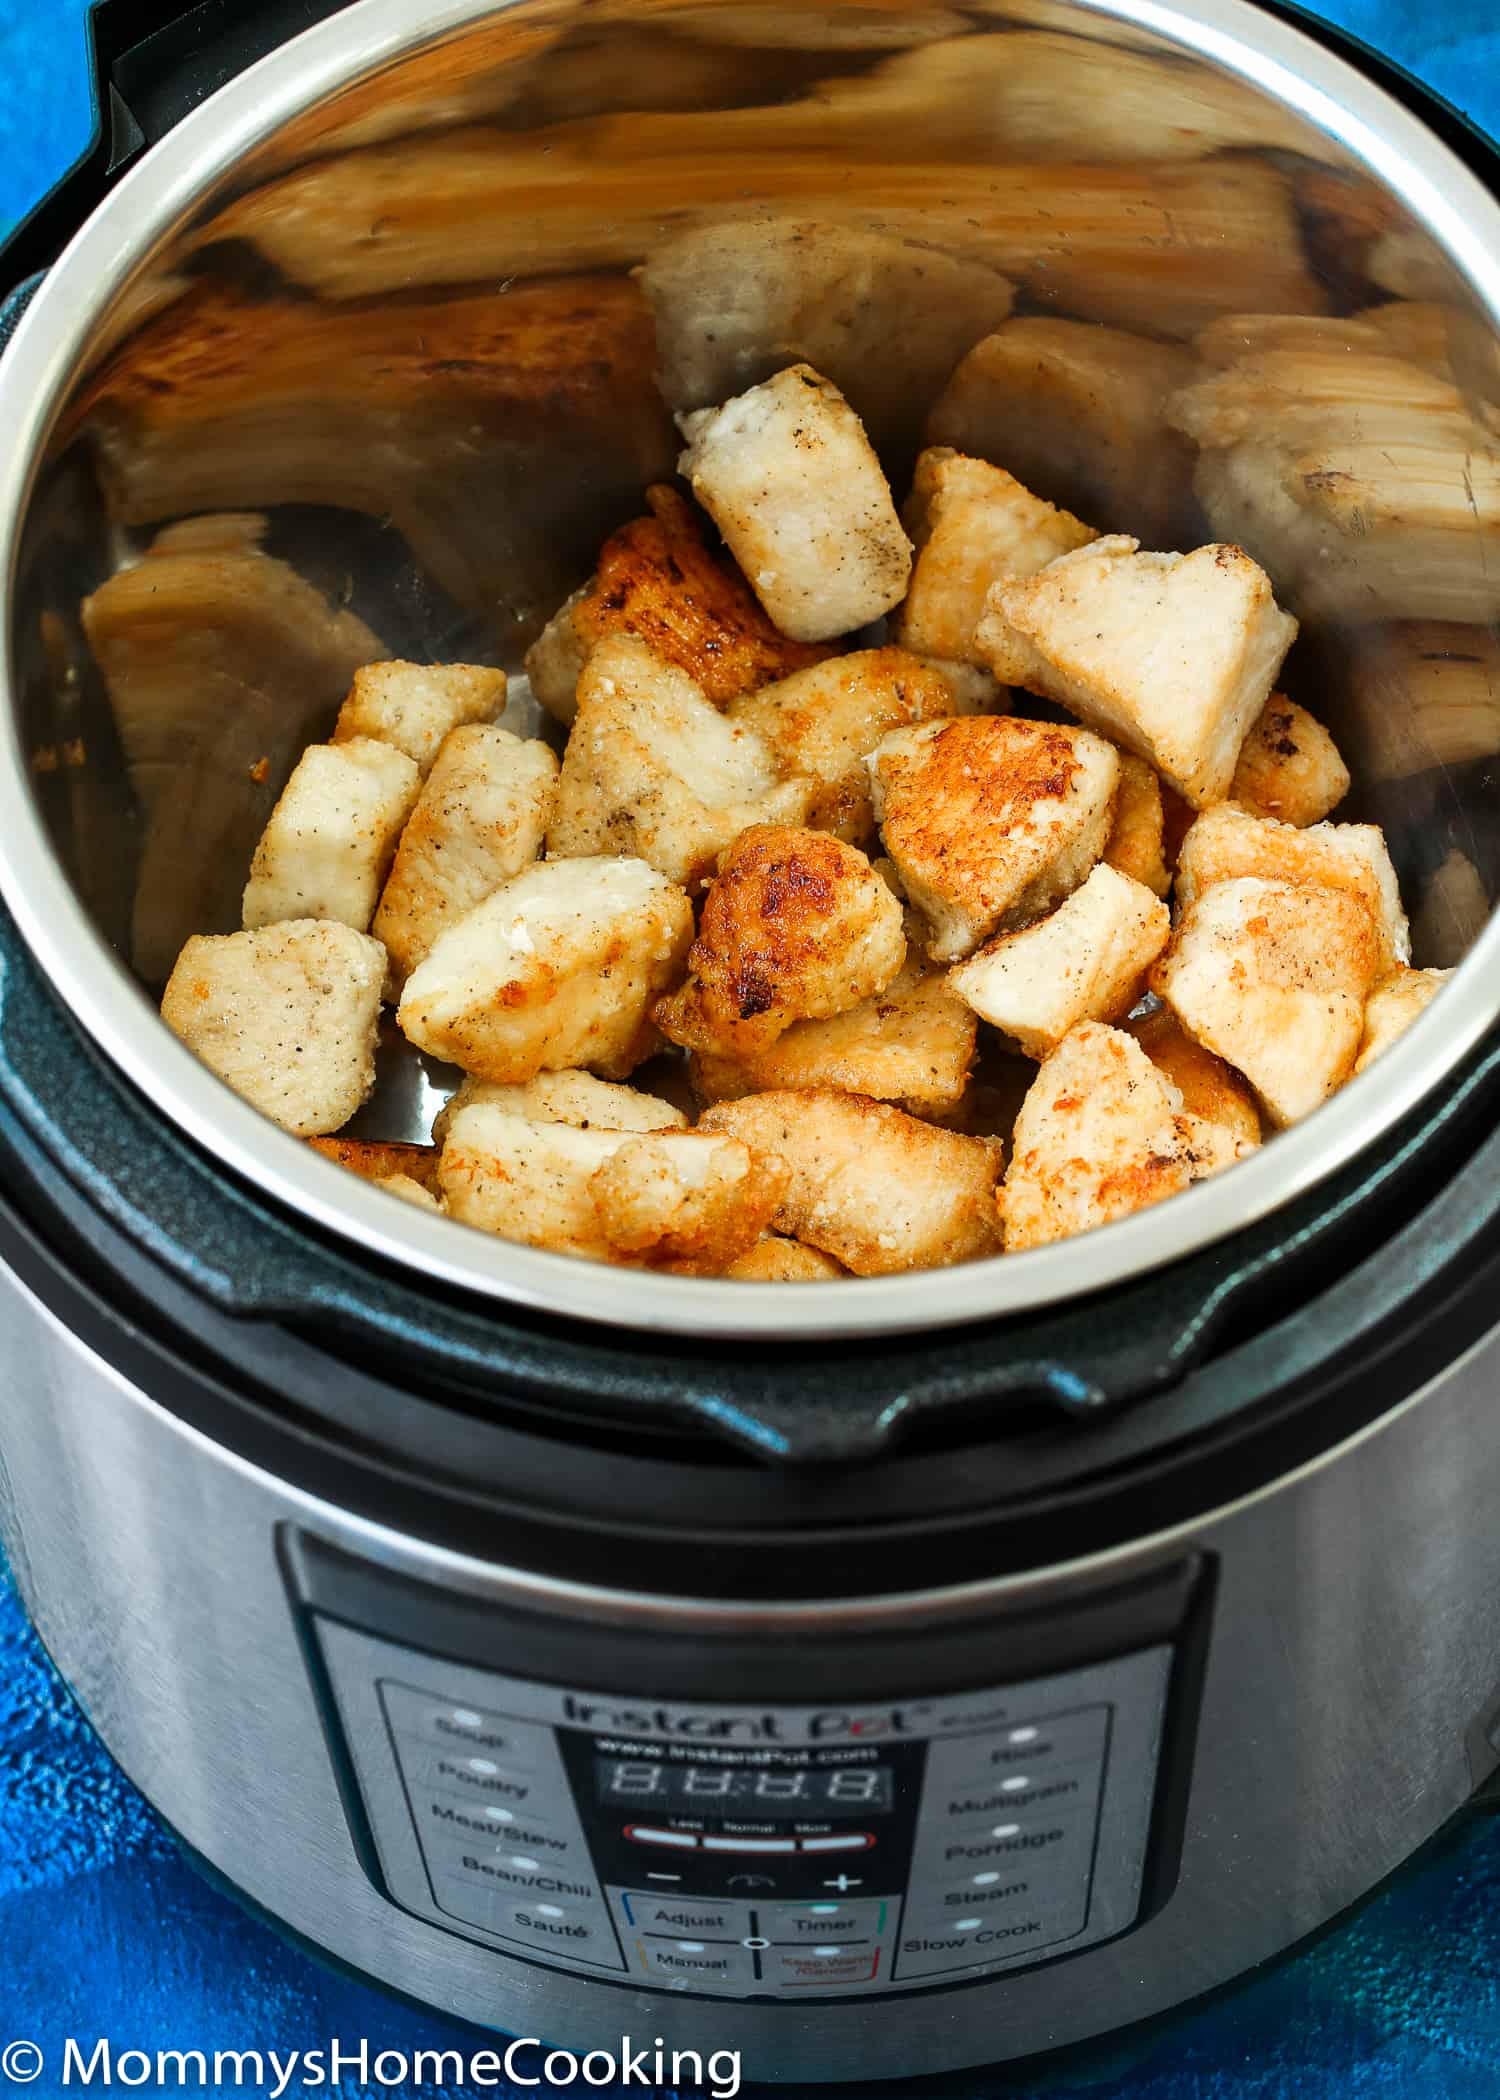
0, 2035, 744, 2096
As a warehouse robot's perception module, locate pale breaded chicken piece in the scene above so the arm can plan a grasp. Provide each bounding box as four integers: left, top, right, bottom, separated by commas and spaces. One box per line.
724, 1234, 848, 1281
1227, 694, 1350, 827
398, 856, 694, 1083
1174, 804, 1410, 974
924, 318, 1197, 547
1151, 876, 1382, 1126
894, 449, 1097, 673
378, 1172, 443, 1210
691, 956, 976, 1118
949, 863, 1170, 1058
1103, 754, 1171, 898
975, 537, 1298, 808
373, 726, 559, 985
727, 648, 973, 845
1122, 1006, 1261, 1145
654, 826, 906, 1060
1001, 1021, 1254, 1251
242, 737, 420, 933
439, 1107, 628, 1261
1353, 967, 1454, 1074
677, 364, 912, 642
333, 661, 507, 774
588, 1131, 789, 1275
523, 484, 830, 725
546, 636, 817, 890
161, 920, 385, 1137
700, 1090, 1004, 1274
307, 1135, 441, 1189
431, 1069, 689, 1147
867, 715, 1120, 961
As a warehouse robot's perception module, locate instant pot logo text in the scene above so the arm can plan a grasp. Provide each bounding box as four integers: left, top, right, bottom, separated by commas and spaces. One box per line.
562, 1695, 934, 1741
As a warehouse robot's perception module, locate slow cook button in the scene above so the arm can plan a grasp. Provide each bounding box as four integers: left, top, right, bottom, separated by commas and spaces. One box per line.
637, 1940, 756, 1987
767, 1898, 887, 1941
621, 1895, 746, 1937
894, 1911, 1079, 1979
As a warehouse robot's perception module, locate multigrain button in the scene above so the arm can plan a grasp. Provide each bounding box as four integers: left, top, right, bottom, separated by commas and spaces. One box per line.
637, 1939, 757, 1987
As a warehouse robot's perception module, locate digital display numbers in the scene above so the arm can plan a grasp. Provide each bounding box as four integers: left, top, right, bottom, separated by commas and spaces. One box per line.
597, 1759, 894, 1818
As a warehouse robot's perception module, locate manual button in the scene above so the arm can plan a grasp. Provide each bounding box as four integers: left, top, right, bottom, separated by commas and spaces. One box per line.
638, 1940, 756, 1987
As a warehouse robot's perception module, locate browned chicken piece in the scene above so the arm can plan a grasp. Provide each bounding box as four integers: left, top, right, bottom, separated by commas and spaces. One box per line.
373, 726, 559, 986
1228, 694, 1350, 826
657, 826, 906, 1062
701, 1089, 1004, 1274
1001, 1021, 1255, 1252
1354, 966, 1455, 1075
546, 637, 817, 889
398, 856, 695, 1083
677, 364, 913, 642
161, 920, 385, 1137
925, 319, 1198, 547
723, 1235, 849, 1281
691, 955, 977, 1118
1123, 1007, 1261, 1146
1104, 754, 1171, 899
79, 513, 383, 986
587, 1131, 790, 1274
636, 218, 1014, 457
727, 648, 975, 846
523, 484, 831, 725
977, 538, 1299, 809
333, 661, 507, 774
1414, 849, 1490, 968
241, 737, 421, 934
948, 864, 1170, 1059
71, 278, 676, 624
307, 1136, 442, 1190
868, 715, 1120, 961
1152, 876, 1382, 1127
430, 1070, 688, 1147
1174, 804, 1409, 975
894, 449, 1097, 674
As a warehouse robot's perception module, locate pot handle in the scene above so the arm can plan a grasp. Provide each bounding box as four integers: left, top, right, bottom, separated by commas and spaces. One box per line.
0, 0, 357, 295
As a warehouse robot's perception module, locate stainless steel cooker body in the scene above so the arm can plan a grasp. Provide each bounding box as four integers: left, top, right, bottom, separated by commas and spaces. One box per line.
1, 1239, 1499, 2084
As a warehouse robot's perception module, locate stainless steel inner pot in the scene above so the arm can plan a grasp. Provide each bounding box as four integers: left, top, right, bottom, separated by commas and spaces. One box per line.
3, 0, 1500, 1341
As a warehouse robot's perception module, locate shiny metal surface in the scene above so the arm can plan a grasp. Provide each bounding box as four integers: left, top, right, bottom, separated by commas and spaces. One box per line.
2, 1251, 1499, 2075
3, 0, 1500, 1337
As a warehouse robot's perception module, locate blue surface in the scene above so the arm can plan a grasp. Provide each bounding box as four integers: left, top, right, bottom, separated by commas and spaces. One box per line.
4, 2, 1500, 2093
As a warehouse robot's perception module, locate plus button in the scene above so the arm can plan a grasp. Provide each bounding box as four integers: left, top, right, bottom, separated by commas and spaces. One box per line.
822, 1874, 863, 1893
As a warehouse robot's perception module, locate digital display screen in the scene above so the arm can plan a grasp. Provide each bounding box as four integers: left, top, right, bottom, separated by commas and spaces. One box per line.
596, 1759, 894, 1818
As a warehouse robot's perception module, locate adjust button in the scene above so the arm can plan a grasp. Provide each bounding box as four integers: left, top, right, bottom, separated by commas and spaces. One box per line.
620, 1894, 745, 1937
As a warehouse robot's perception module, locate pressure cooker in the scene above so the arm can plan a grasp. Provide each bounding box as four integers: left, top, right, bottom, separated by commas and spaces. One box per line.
2, 0, 1500, 2080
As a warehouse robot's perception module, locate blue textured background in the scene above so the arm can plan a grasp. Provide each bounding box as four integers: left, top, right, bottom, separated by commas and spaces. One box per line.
5, 2, 1500, 2094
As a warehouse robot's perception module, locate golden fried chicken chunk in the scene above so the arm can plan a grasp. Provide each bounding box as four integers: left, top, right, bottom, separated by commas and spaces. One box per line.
1122, 1006, 1261, 1146
724, 1235, 848, 1281
691, 956, 976, 1118
431, 1070, 688, 1146
1227, 694, 1350, 827
333, 660, 506, 774
976, 537, 1298, 808
523, 484, 829, 725
727, 647, 975, 845
1152, 876, 1383, 1126
546, 637, 816, 890
587, 1131, 789, 1274
701, 1089, 1004, 1274
307, 1136, 441, 1189
1103, 753, 1171, 898
654, 826, 906, 1060
949, 863, 1170, 1058
241, 737, 420, 933
438, 1108, 627, 1261
677, 364, 912, 641
1001, 1021, 1254, 1251
1353, 966, 1454, 1074
399, 856, 694, 1083
895, 449, 1097, 673
867, 715, 1120, 961
1174, 804, 1409, 974
162, 920, 384, 1137
374, 725, 558, 985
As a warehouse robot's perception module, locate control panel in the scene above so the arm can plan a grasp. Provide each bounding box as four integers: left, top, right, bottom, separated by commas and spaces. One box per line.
315, 1619, 1173, 1999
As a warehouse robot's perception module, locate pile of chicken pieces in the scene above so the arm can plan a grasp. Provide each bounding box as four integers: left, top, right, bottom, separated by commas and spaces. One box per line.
161, 360, 1449, 1280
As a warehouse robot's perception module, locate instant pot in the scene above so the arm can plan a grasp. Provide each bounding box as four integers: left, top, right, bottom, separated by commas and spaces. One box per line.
3, 0, 1500, 2080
